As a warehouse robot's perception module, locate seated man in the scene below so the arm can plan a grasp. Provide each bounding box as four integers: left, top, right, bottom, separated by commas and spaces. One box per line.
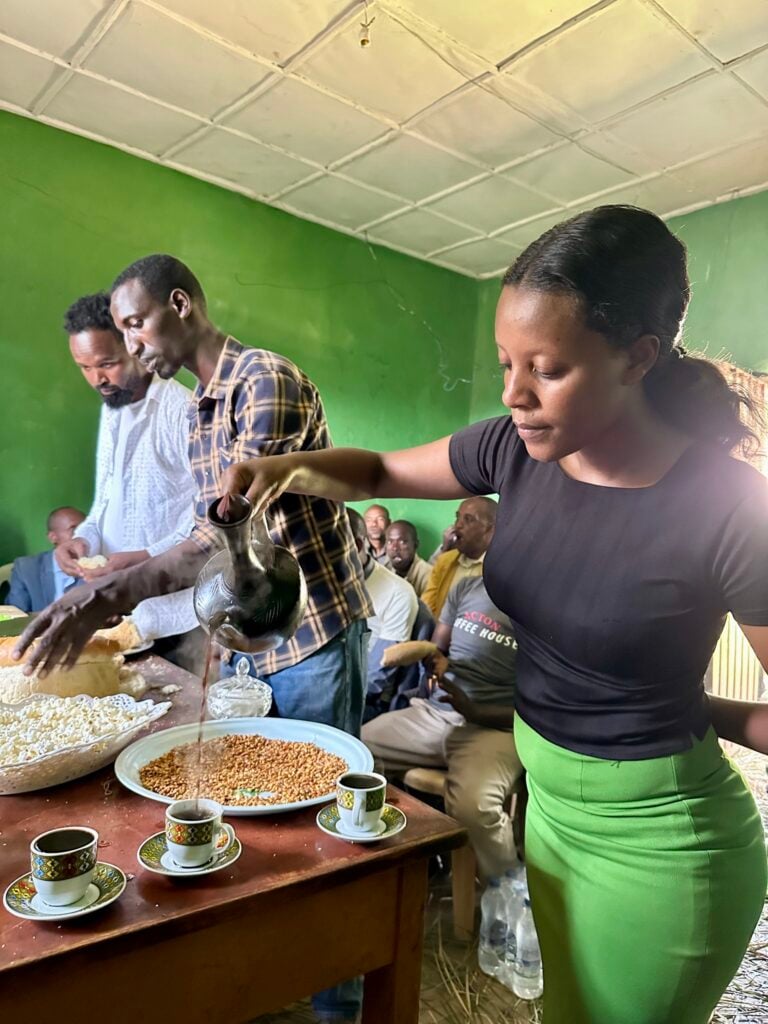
422, 497, 497, 617
362, 575, 521, 880
385, 520, 431, 597
7, 507, 85, 612
363, 503, 392, 567
348, 510, 418, 719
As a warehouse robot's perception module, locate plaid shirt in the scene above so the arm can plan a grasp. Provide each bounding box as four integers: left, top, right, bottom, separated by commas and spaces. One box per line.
188, 337, 372, 675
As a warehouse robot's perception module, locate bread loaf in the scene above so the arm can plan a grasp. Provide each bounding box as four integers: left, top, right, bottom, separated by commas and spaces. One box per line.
95, 618, 143, 652
380, 640, 439, 668
77, 555, 108, 570
0, 636, 147, 704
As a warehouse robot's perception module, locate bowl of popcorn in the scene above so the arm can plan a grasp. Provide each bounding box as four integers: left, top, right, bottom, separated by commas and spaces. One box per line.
0, 692, 171, 795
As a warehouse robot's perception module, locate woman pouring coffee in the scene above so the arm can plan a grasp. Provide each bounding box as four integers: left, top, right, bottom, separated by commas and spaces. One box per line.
220, 205, 768, 1024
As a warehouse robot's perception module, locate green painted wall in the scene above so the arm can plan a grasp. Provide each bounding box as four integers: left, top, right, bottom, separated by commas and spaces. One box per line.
670, 192, 768, 373
0, 111, 477, 565
3, 109, 764, 569
468, 192, 768, 424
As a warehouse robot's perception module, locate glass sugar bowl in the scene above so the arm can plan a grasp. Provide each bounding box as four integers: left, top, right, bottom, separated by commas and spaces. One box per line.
206, 657, 273, 720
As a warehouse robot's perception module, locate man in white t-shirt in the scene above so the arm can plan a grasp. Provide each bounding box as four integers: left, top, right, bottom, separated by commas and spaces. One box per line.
54, 292, 199, 664
347, 509, 417, 719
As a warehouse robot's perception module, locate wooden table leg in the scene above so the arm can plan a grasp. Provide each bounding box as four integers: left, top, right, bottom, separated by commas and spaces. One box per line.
362, 860, 428, 1024
451, 842, 477, 942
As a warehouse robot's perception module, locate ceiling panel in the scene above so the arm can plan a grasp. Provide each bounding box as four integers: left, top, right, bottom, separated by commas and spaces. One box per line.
0, 41, 61, 110
279, 175, 406, 229
507, 143, 634, 203
44, 72, 202, 155
493, 209, 573, 249
678, 136, 768, 198
389, 0, 590, 64
224, 77, 387, 165
427, 174, 557, 233
84, 4, 265, 118
437, 237, 520, 276
733, 48, 768, 100
0, 0, 111, 59
657, 0, 768, 62
300, 9, 471, 121
340, 134, 480, 201
606, 73, 768, 167
365, 208, 478, 254
505, 0, 711, 124
154, 0, 351, 65
172, 129, 314, 196
595, 172, 702, 215
414, 84, 562, 168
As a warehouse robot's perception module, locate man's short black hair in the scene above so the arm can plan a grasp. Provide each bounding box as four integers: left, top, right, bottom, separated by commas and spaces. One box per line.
63, 292, 119, 337
388, 519, 418, 545
347, 508, 368, 545
111, 254, 206, 306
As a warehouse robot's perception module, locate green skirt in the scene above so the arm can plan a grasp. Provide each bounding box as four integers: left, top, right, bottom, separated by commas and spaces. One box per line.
514, 715, 767, 1024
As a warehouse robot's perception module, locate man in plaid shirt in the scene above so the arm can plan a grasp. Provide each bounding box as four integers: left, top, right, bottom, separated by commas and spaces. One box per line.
19, 254, 372, 737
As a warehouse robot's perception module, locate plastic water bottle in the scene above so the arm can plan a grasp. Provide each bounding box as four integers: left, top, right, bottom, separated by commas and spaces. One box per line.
497, 867, 527, 989
512, 898, 543, 999
478, 878, 507, 976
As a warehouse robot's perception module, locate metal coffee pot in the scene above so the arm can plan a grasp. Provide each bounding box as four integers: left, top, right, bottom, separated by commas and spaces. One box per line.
193, 494, 307, 654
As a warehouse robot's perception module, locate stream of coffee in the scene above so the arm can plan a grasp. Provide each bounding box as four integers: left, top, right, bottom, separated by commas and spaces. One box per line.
191, 637, 216, 814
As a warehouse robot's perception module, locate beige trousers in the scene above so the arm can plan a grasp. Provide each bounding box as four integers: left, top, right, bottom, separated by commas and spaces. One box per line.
361, 699, 523, 879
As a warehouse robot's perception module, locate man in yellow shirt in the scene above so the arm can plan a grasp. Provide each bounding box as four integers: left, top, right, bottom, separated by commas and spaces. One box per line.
422, 497, 497, 617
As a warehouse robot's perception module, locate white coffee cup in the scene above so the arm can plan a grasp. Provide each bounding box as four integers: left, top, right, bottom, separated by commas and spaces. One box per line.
165, 799, 234, 869
30, 826, 98, 907
336, 772, 387, 834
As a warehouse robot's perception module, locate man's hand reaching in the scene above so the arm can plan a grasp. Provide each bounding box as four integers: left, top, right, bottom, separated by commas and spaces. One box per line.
54, 539, 89, 577
12, 580, 130, 677
80, 549, 150, 580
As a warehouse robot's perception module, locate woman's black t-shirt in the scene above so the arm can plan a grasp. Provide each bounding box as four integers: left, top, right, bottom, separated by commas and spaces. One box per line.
449, 415, 768, 760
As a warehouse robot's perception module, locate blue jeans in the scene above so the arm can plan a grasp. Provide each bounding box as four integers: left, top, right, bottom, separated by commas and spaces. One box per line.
224, 619, 369, 1021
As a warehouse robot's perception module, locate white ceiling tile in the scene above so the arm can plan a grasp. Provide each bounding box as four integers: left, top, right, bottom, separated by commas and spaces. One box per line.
340, 134, 480, 202
280, 176, 406, 230
223, 77, 387, 165
576, 130, 659, 175
391, 0, 595, 64
154, 0, 350, 65
606, 73, 768, 166
85, 4, 266, 118
733, 48, 768, 100
427, 174, 556, 232
44, 72, 202, 155
506, 143, 634, 203
493, 209, 571, 249
414, 84, 561, 168
657, 0, 768, 62
596, 173, 702, 215
173, 129, 313, 195
0, 42, 61, 110
0, 0, 111, 60
366, 209, 478, 254
438, 238, 519, 276
300, 10, 470, 122
676, 136, 768, 198
505, 0, 711, 124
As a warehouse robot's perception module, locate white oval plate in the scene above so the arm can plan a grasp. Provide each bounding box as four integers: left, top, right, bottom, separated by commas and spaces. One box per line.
114, 717, 373, 816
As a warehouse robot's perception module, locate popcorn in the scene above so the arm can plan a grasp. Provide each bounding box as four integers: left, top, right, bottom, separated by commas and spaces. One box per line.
0, 694, 162, 766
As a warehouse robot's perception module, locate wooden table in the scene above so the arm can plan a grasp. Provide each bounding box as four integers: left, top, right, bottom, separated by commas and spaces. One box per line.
0, 656, 466, 1023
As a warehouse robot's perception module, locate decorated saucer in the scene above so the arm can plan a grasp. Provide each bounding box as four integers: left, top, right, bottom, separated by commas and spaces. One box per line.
3, 862, 126, 921
137, 830, 241, 877
316, 803, 407, 843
